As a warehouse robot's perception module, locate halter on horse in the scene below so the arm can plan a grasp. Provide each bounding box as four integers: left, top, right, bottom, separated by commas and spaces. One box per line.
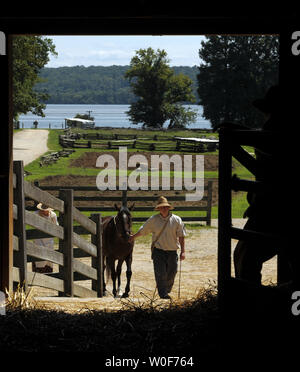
102, 203, 134, 298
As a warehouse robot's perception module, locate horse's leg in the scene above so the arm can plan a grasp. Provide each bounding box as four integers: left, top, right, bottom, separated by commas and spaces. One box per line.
108, 258, 117, 298
102, 255, 107, 296
122, 253, 132, 298
116, 260, 123, 297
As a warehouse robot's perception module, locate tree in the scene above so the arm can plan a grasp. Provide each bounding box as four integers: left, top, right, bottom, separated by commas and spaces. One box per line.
12, 36, 57, 120
125, 48, 196, 129
197, 36, 279, 129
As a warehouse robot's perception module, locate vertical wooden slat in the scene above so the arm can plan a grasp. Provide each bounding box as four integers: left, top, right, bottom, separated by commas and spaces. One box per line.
0, 34, 13, 295
218, 128, 232, 312
13, 161, 27, 291
59, 189, 73, 297
206, 180, 213, 226
91, 213, 103, 297
122, 189, 127, 207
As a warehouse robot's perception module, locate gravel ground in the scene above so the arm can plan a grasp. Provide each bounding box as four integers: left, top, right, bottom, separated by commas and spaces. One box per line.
30, 218, 278, 312
13, 129, 49, 165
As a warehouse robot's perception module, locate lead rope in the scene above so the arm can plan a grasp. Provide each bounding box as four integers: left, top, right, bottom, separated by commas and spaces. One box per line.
178, 258, 182, 299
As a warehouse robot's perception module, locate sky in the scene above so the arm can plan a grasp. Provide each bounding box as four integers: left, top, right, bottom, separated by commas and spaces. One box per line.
45, 35, 206, 68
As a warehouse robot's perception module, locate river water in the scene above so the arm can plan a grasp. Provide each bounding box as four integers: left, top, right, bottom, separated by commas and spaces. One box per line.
18, 104, 211, 130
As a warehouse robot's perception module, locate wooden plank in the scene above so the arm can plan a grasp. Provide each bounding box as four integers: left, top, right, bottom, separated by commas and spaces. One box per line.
13, 235, 19, 251
217, 128, 232, 312
38, 185, 104, 191
72, 206, 96, 235
12, 267, 64, 293
13, 203, 17, 220
1, 58, 14, 294
13, 161, 27, 291
24, 180, 64, 213
132, 216, 208, 222
230, 226, 281, 243
74, 205, 208, 211
26, 240, 64, 266
73, 283, 97, 298
38, 186, 209, 192
25, 210, 64, 239
59, 189, 74, 297
73, 232, 97, 257
231, 144, 257, 177
206, 180, 213, 226
73, 259, 97, 281
231, 175, 264, 193
230, 129, 279, 150
91, 214, 103, 297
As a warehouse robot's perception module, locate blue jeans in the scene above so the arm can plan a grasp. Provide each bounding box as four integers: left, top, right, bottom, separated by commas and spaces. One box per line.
152, 248, 178, 298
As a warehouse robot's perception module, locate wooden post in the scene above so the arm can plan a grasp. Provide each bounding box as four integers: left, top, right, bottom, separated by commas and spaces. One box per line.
13, 161, 27, 292
122, 189, 127, 207
206, 180, 213, 226
217, 128, 232, 313
91, 213, 103, 297
0, 35, 13, 295
59, 189, 74, 297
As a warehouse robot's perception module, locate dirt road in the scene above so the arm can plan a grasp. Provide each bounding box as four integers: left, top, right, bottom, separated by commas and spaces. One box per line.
13, 129, 49, 165
31, 219, 278, 312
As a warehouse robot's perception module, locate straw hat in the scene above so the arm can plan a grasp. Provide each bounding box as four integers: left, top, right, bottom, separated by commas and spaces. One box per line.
154, 196, 174, 210
37, 203, 53, 211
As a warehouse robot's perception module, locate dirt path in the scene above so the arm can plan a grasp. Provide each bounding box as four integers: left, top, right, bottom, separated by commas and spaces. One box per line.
13, 129, 49, 165
31, 219, 278, 312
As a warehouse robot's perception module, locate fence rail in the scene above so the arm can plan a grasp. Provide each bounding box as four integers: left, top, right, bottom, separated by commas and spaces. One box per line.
32, 181, 214, 225
13, 161, 104, 297
59, 132, 218, 153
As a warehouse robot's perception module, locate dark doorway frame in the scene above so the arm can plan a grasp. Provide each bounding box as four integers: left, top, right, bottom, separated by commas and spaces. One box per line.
1, 13, 299, 295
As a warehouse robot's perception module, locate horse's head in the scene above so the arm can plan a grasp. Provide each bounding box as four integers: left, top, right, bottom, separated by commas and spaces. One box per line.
114, 204, 134, 241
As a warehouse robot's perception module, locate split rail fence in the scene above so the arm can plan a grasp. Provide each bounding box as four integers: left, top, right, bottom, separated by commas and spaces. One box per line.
13, 160, 104, 297
59, 133, 218, 153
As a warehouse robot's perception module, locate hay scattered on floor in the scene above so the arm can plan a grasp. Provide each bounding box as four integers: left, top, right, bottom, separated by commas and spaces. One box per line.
0, 286, 219, 353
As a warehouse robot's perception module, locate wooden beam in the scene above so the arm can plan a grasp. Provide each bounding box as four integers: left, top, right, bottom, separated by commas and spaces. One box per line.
91, 213, 103, 297
59, 189, 74, 297
25, 210, 64, 239
0, 35, 13, 295
217, 128, 232, 312
13, 161, 27, 291
24, 180, 64, 213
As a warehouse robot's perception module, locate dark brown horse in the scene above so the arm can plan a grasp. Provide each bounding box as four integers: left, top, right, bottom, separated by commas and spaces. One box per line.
102, 203, 134, 298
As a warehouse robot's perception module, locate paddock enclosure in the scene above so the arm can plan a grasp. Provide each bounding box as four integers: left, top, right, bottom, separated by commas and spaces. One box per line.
12, 159, 231, 302
13, 160, 104, 298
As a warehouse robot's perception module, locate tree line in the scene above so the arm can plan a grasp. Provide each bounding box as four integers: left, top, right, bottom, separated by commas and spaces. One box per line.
34, 65, 200, 105
13, 35, 279, 130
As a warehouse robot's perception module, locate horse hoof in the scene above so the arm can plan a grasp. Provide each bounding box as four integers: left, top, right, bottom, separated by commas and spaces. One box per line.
122, 293, 129, 298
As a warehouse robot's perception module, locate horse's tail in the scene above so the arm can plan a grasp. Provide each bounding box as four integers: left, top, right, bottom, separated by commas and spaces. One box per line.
105, 257, 111, 284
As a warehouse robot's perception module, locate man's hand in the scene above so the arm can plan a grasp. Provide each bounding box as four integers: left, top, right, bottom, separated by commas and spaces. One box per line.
180, 251, 185, 261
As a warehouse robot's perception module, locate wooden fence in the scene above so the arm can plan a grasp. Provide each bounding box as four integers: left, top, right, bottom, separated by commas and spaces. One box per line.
59, 133, 218, 153
13, 161, 104, 297
32, 181, 214, 225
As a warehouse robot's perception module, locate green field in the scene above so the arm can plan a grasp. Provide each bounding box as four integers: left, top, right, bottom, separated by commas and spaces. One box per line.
23, 128, 253, 221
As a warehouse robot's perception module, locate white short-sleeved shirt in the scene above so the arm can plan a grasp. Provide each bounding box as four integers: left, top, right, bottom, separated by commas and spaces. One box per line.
137, 213, 186, 251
